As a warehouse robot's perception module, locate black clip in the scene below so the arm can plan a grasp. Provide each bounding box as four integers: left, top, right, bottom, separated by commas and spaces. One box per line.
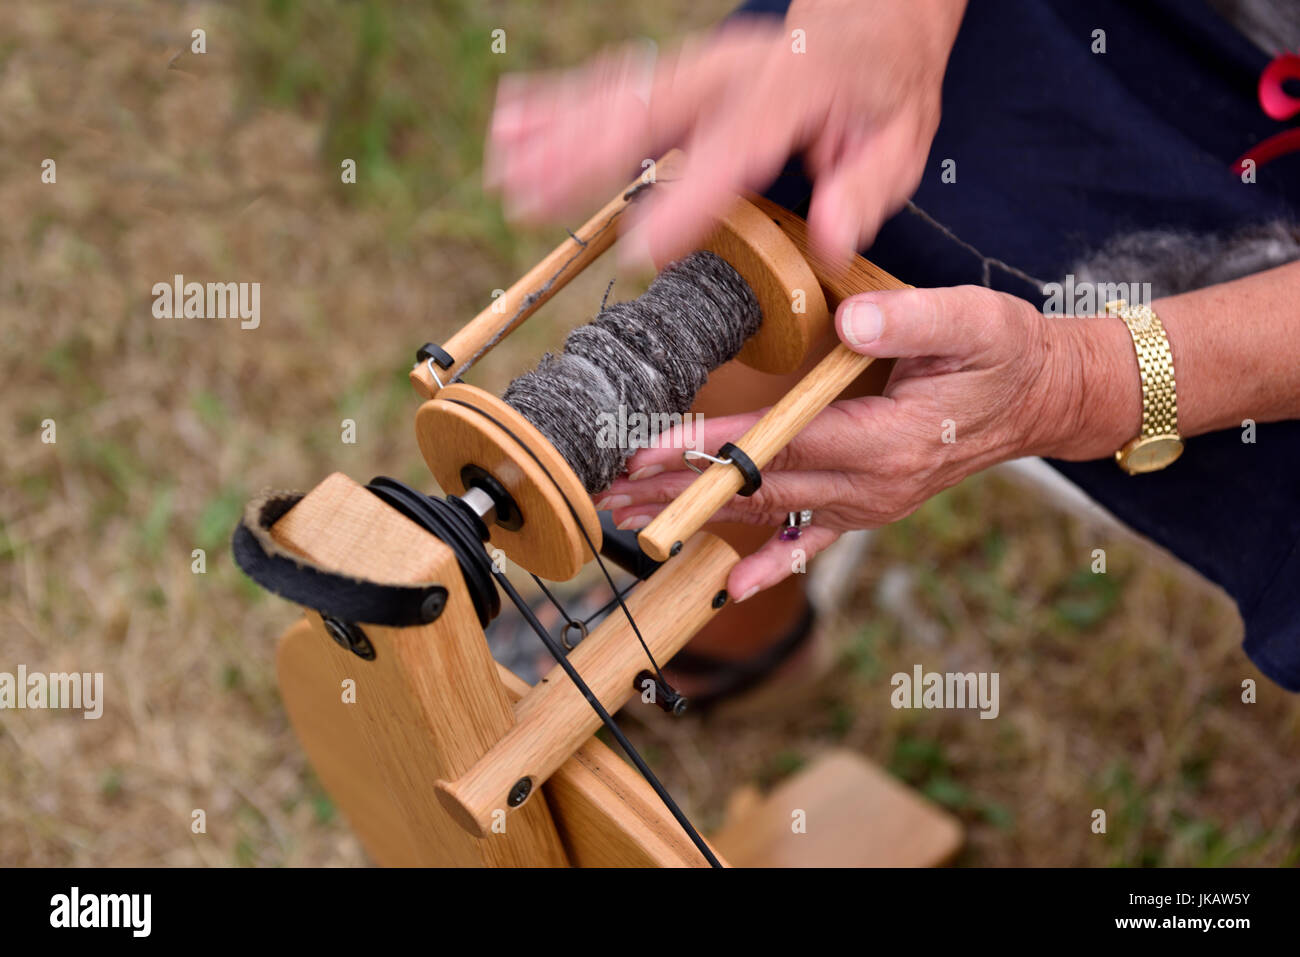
321, 615, 377, 660
718, 442, 762, 497
416, 342, 455, 369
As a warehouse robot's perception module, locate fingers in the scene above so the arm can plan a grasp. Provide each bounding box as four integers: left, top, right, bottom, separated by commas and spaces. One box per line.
600, 468, 860, 529
486, 52, 657, 222
485, 25, 777, 226
836, 284, 1002, 360
490, 71, 565, 146
806, 120, 920, 263
615, 409, 764, 481
611, 397, 894, 484
727, 525, 842, 602
632, 78, 804, 264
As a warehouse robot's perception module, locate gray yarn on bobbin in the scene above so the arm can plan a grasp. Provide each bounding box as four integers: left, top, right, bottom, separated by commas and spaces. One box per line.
503, 250, 761, 493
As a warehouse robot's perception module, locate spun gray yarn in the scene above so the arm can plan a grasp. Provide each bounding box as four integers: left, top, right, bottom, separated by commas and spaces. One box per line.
503, 250, 761, 493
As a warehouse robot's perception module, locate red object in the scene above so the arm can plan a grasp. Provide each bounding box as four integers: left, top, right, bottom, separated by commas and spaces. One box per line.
1232, 51, 1300, 173
1258, 51, 1300, 121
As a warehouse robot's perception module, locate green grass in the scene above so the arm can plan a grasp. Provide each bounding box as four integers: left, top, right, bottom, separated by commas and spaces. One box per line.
236, 0, 518, 254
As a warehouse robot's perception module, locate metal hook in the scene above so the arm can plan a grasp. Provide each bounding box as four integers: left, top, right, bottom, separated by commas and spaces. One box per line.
425, 357, 447, 391
682, 448, 733, 475
561, 619, 589, 651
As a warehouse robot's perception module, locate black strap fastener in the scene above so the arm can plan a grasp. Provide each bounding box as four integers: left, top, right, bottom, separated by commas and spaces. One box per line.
718, 441, 762, 497
416, 342, 455, 369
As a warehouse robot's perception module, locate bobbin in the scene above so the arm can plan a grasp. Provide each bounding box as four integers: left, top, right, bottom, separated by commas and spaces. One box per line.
415, 383, 601, 581
413, 154, 833, 580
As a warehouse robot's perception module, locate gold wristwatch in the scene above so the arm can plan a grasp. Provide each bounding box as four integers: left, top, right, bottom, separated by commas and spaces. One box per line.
1106, 300, 1184, 474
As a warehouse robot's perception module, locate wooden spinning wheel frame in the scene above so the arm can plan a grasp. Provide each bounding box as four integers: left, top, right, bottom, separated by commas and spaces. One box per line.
256, 152, 963, 867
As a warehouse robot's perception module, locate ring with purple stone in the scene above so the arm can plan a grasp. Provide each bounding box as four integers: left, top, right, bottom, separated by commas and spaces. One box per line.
780, 509, 813, 541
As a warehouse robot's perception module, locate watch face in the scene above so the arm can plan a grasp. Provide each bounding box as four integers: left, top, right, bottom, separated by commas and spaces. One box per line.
1121, 435, 1184, 473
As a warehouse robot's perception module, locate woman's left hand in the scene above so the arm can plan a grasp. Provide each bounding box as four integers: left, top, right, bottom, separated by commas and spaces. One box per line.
595, 284, 1138, 602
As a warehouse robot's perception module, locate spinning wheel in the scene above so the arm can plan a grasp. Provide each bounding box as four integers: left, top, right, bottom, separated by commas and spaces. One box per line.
235, 152, 963, 867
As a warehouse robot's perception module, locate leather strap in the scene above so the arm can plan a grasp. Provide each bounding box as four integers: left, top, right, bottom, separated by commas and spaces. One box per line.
230, 490, 448, 627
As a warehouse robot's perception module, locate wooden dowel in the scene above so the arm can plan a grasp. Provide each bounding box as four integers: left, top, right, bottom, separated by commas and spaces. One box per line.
435, 532, 737, 837
410, 151, 685, 399
637, 220, 913, 563
635, 345, 870, 560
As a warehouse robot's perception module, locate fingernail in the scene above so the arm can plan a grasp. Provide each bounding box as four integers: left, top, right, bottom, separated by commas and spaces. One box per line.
733, 586, 759, 603
594, 494, 631, 511
628, 464, 663, 481
617, 515, 651, 531
841, 301, 883, 347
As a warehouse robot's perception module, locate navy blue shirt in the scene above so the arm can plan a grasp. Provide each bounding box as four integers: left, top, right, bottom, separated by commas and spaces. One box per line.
736, 0, 1300, 689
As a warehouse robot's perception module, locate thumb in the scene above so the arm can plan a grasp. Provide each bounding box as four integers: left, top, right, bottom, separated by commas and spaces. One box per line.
835, 286, 992, 359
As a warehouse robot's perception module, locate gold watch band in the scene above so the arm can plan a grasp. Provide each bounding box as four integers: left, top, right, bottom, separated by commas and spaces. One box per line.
1105, 300, 1183, 473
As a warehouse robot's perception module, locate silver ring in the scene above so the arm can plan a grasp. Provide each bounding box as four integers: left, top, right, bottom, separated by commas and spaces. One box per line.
561, 619, 589, 651
682, 448, 733, 475
780, 509, 813, 542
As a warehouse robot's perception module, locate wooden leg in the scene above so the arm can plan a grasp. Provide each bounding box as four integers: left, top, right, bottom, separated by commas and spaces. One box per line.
277, 617, 423, 866
272, 472, 730, 867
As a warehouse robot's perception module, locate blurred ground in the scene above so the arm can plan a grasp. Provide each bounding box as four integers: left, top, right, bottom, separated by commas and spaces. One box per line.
2, 0, 1298, 867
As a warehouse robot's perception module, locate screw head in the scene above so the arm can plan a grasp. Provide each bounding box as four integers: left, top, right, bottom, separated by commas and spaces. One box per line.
321, 615, 376, 661
507, 777, 533, 807
670, 541, 683, 557
420, 588, 447, 623
712, 590, 728, 609
322, 616, 351, 650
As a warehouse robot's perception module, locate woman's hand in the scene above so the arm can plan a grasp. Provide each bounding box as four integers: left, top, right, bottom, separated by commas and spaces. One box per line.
486, 0, 966, 263
597, 285, 1140, 602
